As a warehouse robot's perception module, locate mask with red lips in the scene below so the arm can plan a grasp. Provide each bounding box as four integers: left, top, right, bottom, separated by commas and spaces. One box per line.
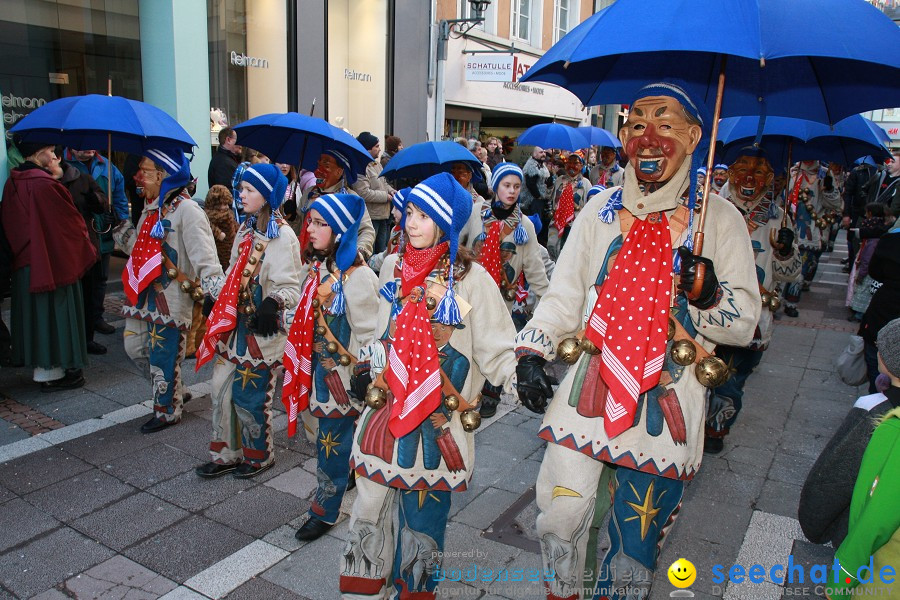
314, 154, 344, 188
618, 96, 702, 184
727, 155, 774, 206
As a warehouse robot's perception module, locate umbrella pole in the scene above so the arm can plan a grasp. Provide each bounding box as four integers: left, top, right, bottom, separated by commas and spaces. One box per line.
783, 141, 793, 228
107, 79, 113, 224
688, 56, 726, 300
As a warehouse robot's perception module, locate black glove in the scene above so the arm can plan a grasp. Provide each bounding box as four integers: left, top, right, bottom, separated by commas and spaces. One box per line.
677, 246, 719, 310
823, 175, 834, 192
516, 355, 554, 414
254, 297, 281, 337
202, 295, 216, 318
282, 199, 297, 220
775, 227, 795, 251
351, 370, 372, 402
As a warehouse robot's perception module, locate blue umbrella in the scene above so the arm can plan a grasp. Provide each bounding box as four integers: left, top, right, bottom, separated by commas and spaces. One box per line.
521, 0, 900, 125
517, 123, 589, 152
381, 141, 483, 182
10, 94, 196, 154
575, 126, 621, 149
232, 112, 372, 179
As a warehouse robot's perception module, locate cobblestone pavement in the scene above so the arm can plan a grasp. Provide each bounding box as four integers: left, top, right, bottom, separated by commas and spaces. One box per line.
0, 240, 868, 599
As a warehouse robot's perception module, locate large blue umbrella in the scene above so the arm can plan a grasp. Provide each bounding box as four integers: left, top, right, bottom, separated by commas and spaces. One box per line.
232, 112, 372, 179
575, 126, 621, 149
517, 123, 589, 152
10, 94, 196, 154
381, 141, 483, 182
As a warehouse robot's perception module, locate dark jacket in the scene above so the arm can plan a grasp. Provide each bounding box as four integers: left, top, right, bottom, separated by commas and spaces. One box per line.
864, 169, 900, 215
843, 164, 877, 222
207, 146, 241, 189
59, 160, 108, 252
859, 230, 900, 344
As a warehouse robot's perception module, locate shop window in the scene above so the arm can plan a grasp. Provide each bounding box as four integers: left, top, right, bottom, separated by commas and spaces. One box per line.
553, 0, 570, 43
445, 119, 480, 141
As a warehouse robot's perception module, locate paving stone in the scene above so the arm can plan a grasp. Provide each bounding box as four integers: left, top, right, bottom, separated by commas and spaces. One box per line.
225, 577, 312, 600
158, 586, 210, 600
0, 484, 14, 505
262, 524, 306, 553
71, 492, 190, 552
123, 515, 254, 583
754, 479, 803, 520
264, 466, 319, 499
59, 421, 161, 466
450, 487, 521, 531
0, 498, 60, 553
146, 413, 216, 460
487, 458, 542, 495
204, 485, 308, 537
0, 527, 115, 598
23, 469, 136, 522
478, 422, 546, 458
103, 442, 200, 489
655, 535, 728, 598
767, 451, 816, 486
64, 554, 178, 599
443, 521, 522, 589
82, 364, 150, 407
262, 534, 347, 600
685, 459, 764, 509
39, 392, 124, 425
0, 446, 92, 494
776, 431, 830, 461
145, 469, 257, 512
29, 589, 70, 600
0, 420, 29, 446
184, 540, 288, 599
671, 493, 753, 550
719, 445, 775, 477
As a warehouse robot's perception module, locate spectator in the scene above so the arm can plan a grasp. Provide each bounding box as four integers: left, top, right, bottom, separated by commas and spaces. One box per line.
843, 159, 880, 268
474, 146, 493, 200
204, 185, 239, 270
381, 135, 402, 168
863, 150, 900, 215
351, 131, 394, 254
847, 203, 891, 321
858, 216, 900, 392
589, 146, 625, 188
485, 136, 505, 169
208, 127, 242, 189
1, 137, 98, 390
277, 163, 301, 222
123, 153, 143, 226
242, 148, 270, 165
520, 146, 551, 246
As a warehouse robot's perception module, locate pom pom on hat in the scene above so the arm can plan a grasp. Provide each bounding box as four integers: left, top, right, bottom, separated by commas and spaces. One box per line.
490, 162, 524, 193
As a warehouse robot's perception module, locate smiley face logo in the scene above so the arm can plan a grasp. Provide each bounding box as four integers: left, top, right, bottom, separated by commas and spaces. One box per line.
667, 558, 696, 588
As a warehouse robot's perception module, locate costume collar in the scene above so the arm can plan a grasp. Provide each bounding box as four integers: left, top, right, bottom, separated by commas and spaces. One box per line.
622, 158, 691, 216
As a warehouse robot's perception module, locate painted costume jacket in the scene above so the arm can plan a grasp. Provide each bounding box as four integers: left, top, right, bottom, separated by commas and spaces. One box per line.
721, 182, 802, 350
350, 255, 518, 492
214, 223, 303, 368
549, 173, 588, 222
516, 180, 760, 481
790, 165, 826, 250
589, 163, 624, 188
122, 193, 225, 330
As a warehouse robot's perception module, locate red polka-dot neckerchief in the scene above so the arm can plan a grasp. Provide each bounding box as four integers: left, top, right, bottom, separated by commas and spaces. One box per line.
554, 182, 575, 232
480, 221, 504, 286
195, 231, 254, 370
122, 209, 164, 305
584, 212, 672, 439
384, 242, 449, 438
282, 262, 321, 437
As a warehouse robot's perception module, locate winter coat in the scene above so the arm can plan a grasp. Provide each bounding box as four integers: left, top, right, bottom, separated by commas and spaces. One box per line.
60, 160, 109, 252
351, 160, 394, 221
207, 146, 240, 189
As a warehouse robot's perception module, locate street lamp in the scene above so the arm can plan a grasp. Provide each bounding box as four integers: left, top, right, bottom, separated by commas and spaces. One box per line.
434, 0, 491, 139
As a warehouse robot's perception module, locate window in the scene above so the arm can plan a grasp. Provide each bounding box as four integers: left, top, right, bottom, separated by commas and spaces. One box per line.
553, 0, 570, 43
457, 0, 485, 30
512, 0, 531, 42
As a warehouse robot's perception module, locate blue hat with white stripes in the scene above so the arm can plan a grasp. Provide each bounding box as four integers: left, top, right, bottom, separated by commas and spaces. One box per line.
310, 193, 366, 272
490, 162, 523, 193
240, 163, 288, 212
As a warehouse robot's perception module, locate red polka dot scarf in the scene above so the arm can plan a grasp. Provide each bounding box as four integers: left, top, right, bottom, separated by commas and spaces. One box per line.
384, 242, 449, 438
554, 182, 575, 232
122, 211, 163, 305
480, 221, 504, 286
282, 262, 320, 437
584, 212, 672, 439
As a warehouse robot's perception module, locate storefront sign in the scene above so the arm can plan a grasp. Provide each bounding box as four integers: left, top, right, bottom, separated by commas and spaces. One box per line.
2, 93, 48, 126
230, 51, 269, 69
502, 81, 544, 95
344, 68, 373, 82
465, 55, 515, 82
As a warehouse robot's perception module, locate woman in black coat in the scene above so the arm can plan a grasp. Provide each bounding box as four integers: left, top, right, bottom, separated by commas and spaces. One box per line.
859, 220, 900, 392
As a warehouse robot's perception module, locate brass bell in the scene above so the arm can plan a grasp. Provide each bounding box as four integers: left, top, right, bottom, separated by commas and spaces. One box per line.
504, 288, 517, 302
557, 337, 583, 364
339, 354, 352, 367
579, 337, 600, 355
670, 339, 697, 366
695, 356, 730, 388
667, 318, 676, 341
191, 288, 205, 302
240, 290, 250, 301
247, 256, 258, 265
769, 295, 782, 312
315, 325, 326, 336
365, 385, 387, 410
426, 296, 437, 311
243, 304, 255, 315
326, 341, 339, 354
166, 268, 178, 279
313, 309, 321, 319
444, 395, 460, 411
180, 280, 193, 293
460, 409, 482, 432
254, 242, 264, 251
760, 292, 771, 306
312, 298, 320, 308
242, 268, 252, 278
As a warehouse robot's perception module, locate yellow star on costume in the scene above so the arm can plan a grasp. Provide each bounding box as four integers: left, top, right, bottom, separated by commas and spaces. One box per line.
406, 489, 442, 510
148, 325, 166, 350
624, 480, 664, 541
235, 366, 262, 390
319, 431, 341, 459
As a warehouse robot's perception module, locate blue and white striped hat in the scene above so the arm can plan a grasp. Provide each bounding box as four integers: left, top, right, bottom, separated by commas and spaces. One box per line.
309, 193, 366, 272
392, 187, 411, 215
143, 148, 192, 239
239, 163, 288, 238
490, 162, 524, 193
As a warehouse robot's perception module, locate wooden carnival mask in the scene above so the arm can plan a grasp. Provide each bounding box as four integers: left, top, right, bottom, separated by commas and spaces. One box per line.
727, 154, 775, 205
618, 96, 702, 184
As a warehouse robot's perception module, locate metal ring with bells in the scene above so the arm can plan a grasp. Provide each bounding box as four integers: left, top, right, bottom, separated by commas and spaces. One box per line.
426, 296, 437, 311
339, 355, 352, 367
365, 385, 387, 410
325, 341, 339, 354
443, 395, 460, 411
760, 292, 771, 306
460, 409, 481, 432
557, 337, 583, 364
695, 356, 730, 388
166, 268, 178, 279
670, 339, 697, 366
314, 325, 326, 336
768, 295, 782, 312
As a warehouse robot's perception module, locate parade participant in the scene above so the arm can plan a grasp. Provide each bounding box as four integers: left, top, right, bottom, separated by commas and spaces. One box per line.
192, 164, 302, 477
783, 160, 826, 318
548, 153, 588, 257
588, 146, 624, 188
463, 162, 550, 417
709, 163, 729, 194
696, 166, 707, 192
339, 173, 517, 599
822, 162, 846, 253
118, 150, 225, 433
514, 81, 760, 600
704, 148, 802, 454
2, 138, 98, 390
290, 150, 376, 259
284, 192, 379, 539
367, 187, 410, 274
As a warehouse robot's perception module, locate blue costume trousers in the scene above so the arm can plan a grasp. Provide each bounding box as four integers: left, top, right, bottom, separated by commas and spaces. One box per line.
124, 319, 186, 421
705, 345, 764, 438
310, 414, 356, 524
209, 359, 276, 466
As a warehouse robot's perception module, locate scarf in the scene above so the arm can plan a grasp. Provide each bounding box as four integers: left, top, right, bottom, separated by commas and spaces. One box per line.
282, 262, 320, 437
122, 209, 163, 305
383, 242, 449, 438
195, 231, 254, 369
584, 212, 673, 439
481, 221, 504, 286
554, 182, 575, 232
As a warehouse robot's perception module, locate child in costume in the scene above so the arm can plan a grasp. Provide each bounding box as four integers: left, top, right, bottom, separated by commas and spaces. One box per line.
339, 173, 518, 599
193, 163, 303, 478
283, 193, 380, 540
367, 187, 410, 274
120, 150, 225, 433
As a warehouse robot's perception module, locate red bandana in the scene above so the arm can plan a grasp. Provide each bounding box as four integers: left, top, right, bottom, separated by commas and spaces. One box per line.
195, 232, 254, 369
584, 212, 672, 439
298, 212, 311, 254
480, 221, 504, 286
384, 243, 448, 438
554, 182, 575, 232
282, 263, 320, 437
122, 210, 163, 305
